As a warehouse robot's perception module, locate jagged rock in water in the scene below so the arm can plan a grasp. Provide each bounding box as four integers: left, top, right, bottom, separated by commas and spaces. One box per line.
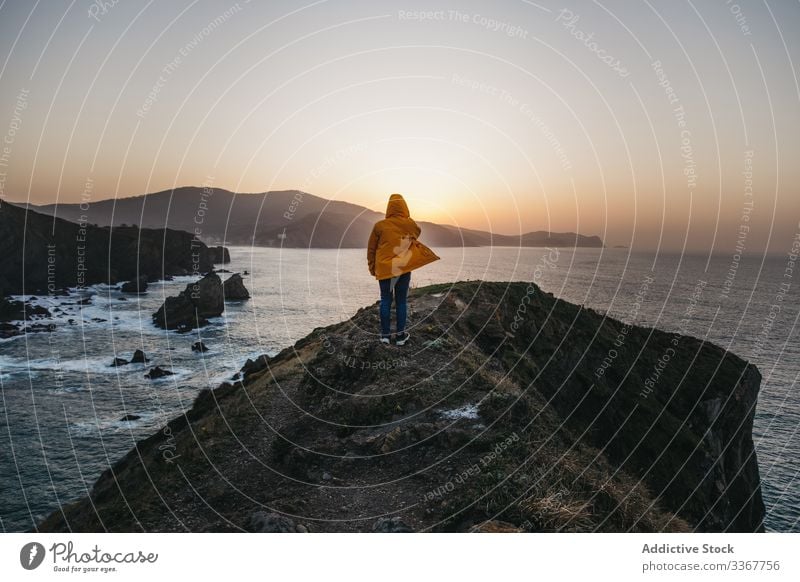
36, 282, 765, 533
192, 342, 209, 353
0, 297, 53, 338
0, 322, 21, 338
144, 366, 173, 380
209, 246, 231, 264
130, 349, 149, 363
0, 297, 50, 321
223, 273, 250, 300
120, 276, 148, 294
120, 414, 141, 422
110, 357, 129, 367
152, 272, 224, 330
26, 323, 55, 333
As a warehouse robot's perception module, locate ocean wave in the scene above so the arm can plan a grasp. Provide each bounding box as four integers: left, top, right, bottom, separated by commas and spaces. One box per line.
68, 409, 167, 437
52, 384, 90, 394
0, 354, 198, 384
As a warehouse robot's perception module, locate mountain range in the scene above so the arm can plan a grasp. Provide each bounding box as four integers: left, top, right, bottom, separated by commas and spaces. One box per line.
28, 187, 604, 248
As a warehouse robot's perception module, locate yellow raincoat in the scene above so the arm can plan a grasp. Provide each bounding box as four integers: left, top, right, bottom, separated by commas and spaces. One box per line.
367, 194, 440, 280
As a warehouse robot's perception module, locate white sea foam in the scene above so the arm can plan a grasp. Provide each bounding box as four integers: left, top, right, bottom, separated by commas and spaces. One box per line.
0, 353, 188, 380
68, 409, 163, 437
53, 385, 90, 394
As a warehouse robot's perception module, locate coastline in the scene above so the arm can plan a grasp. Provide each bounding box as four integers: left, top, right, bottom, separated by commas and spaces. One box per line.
35, 280, 765, 533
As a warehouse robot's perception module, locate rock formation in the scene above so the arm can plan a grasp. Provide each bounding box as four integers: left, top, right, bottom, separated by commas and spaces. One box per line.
37, 282, 764, 533
152, 272, 224, 330
144, 366, 173, 380
0, 297, 52, 338
120, 276, 148, 294
208, 246, 231, 264
0, 297, 50, 321
240, 355, 270, 378
222, 273, 250, 300
0, 201, 215, 296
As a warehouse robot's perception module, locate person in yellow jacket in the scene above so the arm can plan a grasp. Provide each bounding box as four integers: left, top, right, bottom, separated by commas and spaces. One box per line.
367, 194, 440, 345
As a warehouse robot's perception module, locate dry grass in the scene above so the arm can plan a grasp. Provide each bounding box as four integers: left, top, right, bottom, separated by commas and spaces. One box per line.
514, 440, 692, 532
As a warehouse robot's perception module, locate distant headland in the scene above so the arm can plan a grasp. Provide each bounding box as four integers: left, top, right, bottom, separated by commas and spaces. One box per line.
21, 187, 605, 249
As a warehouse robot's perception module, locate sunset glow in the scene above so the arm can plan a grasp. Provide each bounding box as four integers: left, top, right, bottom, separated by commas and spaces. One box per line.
0, 0, 797, 252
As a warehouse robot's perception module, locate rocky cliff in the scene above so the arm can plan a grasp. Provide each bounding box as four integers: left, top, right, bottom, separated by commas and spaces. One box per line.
37, 282, 764, 532
0, 201, 216, 296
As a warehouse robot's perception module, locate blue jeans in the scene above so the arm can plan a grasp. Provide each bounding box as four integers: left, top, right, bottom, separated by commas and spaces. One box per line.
379, 272, 411, 337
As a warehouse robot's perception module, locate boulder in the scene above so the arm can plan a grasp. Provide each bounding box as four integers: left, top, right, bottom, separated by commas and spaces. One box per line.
223, 273, 250, 300
144, 366, 173, 380
152, 272, 224, 330
120, 276, 148, 294
192, 341, 209, 353
120, 414, 141, 422
130, 349, 149, 363
110, 357, 129, 367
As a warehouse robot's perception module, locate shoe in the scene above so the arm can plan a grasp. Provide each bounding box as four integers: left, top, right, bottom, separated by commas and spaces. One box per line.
395, 332, 410, 346
380, 336, 391, 345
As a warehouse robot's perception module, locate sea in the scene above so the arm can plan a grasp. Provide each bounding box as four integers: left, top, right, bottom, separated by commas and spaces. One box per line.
0, 246, 797, 532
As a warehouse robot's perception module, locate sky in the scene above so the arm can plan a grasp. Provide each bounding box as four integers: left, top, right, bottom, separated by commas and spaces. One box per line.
0, 0, 798, 252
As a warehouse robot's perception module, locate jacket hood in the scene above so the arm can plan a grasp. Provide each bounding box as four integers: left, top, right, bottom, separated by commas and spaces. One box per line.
385, 193, 410, 219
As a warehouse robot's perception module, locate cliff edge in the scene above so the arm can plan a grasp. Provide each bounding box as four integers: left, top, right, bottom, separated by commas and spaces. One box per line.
38, 282, 764, 532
